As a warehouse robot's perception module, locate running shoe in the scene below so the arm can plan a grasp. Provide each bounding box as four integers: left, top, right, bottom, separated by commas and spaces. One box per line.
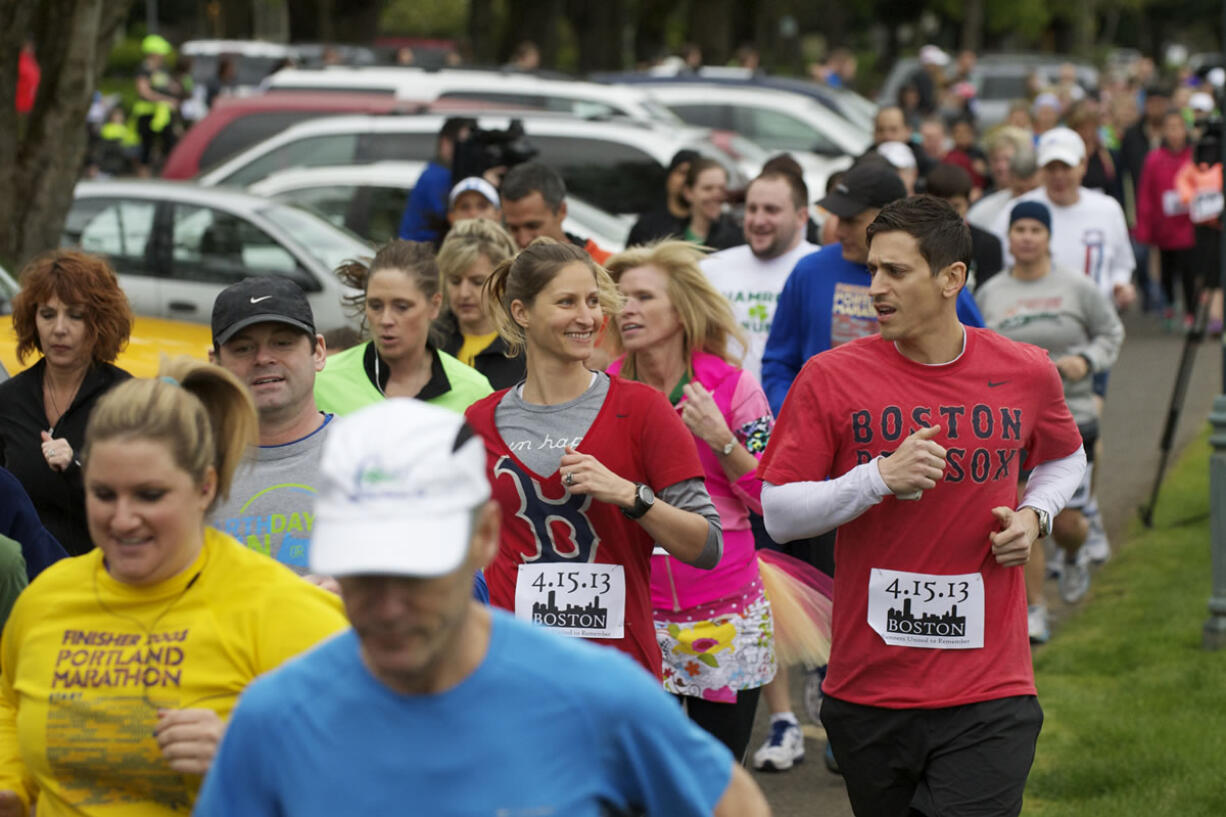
1083, 507, 1111, 564
752, 718, 805, 772
1028, 604, 1051, 644
1058, 552, 1090, 604
824, 741, 841, 774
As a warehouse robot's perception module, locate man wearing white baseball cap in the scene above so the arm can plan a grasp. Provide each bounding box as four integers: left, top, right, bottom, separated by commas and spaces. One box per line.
195, 399, 769, 817
993, 126, 1136, 311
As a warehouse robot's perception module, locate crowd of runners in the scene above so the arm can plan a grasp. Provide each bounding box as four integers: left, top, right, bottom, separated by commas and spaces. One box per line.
0, 39, 1222, 817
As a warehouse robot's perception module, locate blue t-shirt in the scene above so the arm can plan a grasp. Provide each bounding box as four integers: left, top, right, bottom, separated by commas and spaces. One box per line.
194, 611, 733, 817
398, 161, 452, 242
760, 242, 985, 414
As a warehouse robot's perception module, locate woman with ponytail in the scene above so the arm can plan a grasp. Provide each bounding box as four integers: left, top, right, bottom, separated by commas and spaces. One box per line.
464, 238, 724, 680
314, 239, 493, 415
0, 358, 348, 817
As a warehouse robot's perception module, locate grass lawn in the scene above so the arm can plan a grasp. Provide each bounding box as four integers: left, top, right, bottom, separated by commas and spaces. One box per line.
1024, 430, 1226, 815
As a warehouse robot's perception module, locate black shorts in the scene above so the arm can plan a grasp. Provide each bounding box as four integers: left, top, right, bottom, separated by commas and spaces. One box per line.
821, 694, 1043, 817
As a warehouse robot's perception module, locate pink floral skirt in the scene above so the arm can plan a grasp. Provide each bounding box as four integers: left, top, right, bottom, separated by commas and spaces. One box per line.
655, 578, 776, 704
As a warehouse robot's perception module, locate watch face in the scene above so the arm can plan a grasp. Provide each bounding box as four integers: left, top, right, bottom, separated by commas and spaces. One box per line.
638, 484, 655, 504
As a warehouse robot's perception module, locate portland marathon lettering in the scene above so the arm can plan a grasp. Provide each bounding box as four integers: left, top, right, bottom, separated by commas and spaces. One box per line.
52, 629, 188, 690
851, 404, 1025, 484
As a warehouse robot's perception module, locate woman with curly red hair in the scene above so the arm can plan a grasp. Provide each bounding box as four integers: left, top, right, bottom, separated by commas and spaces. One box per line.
0, 250, 133, 555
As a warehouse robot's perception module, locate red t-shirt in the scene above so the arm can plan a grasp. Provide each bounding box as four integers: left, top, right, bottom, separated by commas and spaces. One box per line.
465, 377, 703, 678
759, 327, 1082, 708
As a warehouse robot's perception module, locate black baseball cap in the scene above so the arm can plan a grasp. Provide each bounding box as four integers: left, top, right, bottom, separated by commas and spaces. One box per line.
211, 277, 316, 346
817, 161, 908, 219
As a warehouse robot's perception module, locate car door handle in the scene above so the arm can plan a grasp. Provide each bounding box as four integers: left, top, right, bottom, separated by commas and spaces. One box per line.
168, 301, 197, 313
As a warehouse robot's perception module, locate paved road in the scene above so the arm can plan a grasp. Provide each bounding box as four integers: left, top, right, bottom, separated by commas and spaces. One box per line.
748, 313, 1225, 816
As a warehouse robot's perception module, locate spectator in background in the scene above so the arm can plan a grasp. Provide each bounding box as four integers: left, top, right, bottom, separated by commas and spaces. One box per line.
1122, 83, 1171, 203
926, 163, 1003, 291
812, 48, 857, 89
500, 161, 612, 262
734, 44, 760, 72
1006, 100, 1035, 132
680, 158, 741, 250
626, 149, 699, 247
395, 46, 415, 66
968, 127, 1039, 230
919, 116, 949, 164
505, 41, 540, 72
681, 43, 703, 72
16, 41, 38, 114
898, 84, 924, 131
943, 116, 988, 196
133, 35, 181, 174
205, 55, 238, 109
1032, 92, 1062, 135
1136, 109, 1198, 330
909, 45, 950, 116
1068, 99, 1125, 207
398, 117, 475, 243
872, 107, 930, 174
952, 49, 977, 83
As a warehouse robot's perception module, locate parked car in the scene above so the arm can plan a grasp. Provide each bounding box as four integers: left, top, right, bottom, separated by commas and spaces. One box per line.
263, 66, 682, 125
247, 161, 628, 251
876, 54, 1098, 128
0, 263, 212, 379
162, 92, 409, 180
180, 40, 297, 94
196, 112, 754, 218
597, 69, 877, 135
640, 83, 870, 159
60, 180, 366, 331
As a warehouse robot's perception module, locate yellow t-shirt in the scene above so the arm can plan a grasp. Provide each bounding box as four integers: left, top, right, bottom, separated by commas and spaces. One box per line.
0, 528, 348, 815
456, 331, 499, 367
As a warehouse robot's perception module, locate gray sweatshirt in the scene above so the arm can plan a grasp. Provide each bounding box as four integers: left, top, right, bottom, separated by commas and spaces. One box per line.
975, 265, 1124, 426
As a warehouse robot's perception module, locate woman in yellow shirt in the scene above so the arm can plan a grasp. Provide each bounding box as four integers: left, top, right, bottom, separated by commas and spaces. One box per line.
0, 358, 348, 817
434, 219, 526, 389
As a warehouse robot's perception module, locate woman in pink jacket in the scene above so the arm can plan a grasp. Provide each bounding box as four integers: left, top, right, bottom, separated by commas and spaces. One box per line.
606, 241, 775, 762
1136, 109, 1197, 330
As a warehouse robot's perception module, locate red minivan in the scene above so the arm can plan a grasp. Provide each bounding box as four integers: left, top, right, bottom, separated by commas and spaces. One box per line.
162, 92, 411, 179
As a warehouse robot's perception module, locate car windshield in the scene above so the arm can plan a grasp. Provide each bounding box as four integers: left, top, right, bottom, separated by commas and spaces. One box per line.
259, 204, 371, 272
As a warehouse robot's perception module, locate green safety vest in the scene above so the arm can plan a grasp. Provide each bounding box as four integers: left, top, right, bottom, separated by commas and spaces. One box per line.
314, 342, 493, 417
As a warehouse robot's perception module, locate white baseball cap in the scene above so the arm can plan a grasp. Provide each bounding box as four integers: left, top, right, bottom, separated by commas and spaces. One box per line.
1037, 126, 1086, 168
448, 176, 500, 209
876, 141, 917, 170
919, 45, 950, 67
310, 399, 491, 578
1190, 92, 1215, 114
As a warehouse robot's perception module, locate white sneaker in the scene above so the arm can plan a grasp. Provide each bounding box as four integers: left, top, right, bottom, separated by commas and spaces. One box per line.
1058, 552, 1090, 604
753, 718, 805, 771
1083, 510, 1111, 564
1028, 604, 1050, 644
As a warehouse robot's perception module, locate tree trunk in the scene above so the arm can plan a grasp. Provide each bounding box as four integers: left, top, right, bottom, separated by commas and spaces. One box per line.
468, 0, 497, 65
568, 0, 625, 73
961, 0, 984, 53
631, 0, 675, 66
0, 0, 130, 271
686, 0, 734, 66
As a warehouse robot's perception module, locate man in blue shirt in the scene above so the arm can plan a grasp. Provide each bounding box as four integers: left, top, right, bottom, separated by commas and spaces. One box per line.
762, 161, 984, 414
398, 117, 475, 243
195, 400, 768, 817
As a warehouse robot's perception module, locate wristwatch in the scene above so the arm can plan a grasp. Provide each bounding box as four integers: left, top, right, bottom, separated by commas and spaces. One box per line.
623, 483, 656, 520
718, 438, 736, 457
1022, 506, 1052, 538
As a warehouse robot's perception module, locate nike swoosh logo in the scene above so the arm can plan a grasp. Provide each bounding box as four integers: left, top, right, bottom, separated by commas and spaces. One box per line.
249, 296, 272, 304
988, 380, 1010, 388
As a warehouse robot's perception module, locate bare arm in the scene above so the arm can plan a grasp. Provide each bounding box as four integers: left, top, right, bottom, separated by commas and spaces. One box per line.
713, 763, 771, 817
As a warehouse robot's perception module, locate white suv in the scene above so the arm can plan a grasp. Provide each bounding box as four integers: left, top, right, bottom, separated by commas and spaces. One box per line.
197, 112, 755, 219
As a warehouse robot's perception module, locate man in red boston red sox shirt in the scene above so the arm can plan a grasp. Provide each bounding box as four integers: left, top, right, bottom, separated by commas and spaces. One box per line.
759, 196, 1086, 817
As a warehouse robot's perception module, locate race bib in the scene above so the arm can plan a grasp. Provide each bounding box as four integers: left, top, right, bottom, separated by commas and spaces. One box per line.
1191, 191, 1224, 224
1163, 189, 1189, 216
867, 568, 984, 649
515, 563, 625, 639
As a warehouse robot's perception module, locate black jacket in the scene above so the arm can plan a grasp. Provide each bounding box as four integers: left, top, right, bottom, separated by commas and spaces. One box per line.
435, 312, 526, 391
626, 208, 688, 247
701, 214, 745, 251
0, 359, 130, 555
0, 466, 68, 580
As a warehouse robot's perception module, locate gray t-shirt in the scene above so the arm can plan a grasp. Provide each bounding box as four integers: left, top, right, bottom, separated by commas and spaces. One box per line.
495, 373, 723, 566
975, 266, 1124, 426
209, 414, 333, 575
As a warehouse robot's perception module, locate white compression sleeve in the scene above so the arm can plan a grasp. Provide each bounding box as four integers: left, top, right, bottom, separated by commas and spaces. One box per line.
761, 458, 893, 543
1019, 446, 1087, 518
